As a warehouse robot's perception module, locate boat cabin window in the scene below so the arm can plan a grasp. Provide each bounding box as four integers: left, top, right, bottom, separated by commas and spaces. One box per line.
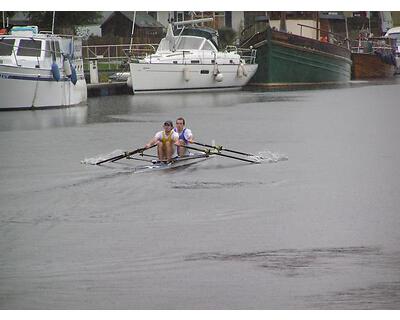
54, 41, 61, 57
176, 37, 204, 50
0, 38, 15, 56
157, 38, 173, 52
45, 41, 51, 57
17, 39, 42, 57
45, 40, 62, 58
201, 41, 215, 51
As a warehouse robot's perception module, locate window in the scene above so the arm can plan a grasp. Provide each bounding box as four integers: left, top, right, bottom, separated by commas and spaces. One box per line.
17, 39, 42, 57
54, 41, 61, 58
157, 37, 179, 52
202, 41, 215, 51
176, 37, 203, 50
45, 40, 62, 58
214, 12, 225, 29
176, 11, 185, 29
45, 41, 52, 57
0, 39, 15, 56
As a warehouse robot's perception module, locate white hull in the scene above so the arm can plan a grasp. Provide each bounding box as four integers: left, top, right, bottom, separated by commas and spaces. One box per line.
133, 153, 209, 172
0, 65, 87, 110
129, 63, 258, 93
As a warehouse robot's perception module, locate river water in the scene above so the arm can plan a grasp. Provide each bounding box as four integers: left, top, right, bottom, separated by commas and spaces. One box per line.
1, 79, 400, 309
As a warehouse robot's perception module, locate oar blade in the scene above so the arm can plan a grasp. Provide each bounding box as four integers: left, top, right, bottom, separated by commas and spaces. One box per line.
94, 145, 154, 165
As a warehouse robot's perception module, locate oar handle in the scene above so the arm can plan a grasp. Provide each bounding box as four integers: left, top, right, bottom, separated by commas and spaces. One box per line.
192, 141, 254, 157
184, 145, 212, 155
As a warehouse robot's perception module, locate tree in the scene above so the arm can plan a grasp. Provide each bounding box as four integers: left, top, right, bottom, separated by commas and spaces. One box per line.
218, 27, 237, 49
27, 11, 102, 34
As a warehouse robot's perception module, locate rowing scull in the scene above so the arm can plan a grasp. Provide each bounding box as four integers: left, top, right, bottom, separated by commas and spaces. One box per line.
130, 152, 210, 173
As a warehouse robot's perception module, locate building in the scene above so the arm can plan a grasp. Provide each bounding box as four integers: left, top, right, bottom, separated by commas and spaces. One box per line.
100, 11, 165, 44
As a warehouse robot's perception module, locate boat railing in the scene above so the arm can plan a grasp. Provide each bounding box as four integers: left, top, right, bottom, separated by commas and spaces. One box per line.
225, 45, 257, 64
82, 43, 158, 70
350, 38, 396, 54
297, 23, 350, 49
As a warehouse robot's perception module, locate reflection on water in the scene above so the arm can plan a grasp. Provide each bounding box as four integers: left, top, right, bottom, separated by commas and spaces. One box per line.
0, 105, 88, 132
85, 91, 304, 124
2, 78, 399, 132
0, 89, 319, 132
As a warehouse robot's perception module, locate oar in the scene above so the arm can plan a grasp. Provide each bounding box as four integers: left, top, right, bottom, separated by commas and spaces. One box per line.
192, 141, 254, 157
95, 144, 156, 165
185, 145, 259, 164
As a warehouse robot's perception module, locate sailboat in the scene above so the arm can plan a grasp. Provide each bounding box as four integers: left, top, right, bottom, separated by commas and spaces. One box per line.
128, 18, 258, 93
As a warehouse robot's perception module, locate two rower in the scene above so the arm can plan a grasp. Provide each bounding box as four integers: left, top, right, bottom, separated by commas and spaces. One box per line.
144, 117, 194, 162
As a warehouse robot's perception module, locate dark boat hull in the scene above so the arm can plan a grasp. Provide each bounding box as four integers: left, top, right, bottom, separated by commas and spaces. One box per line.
351, 53, 396, 79
242, 27, 352, 87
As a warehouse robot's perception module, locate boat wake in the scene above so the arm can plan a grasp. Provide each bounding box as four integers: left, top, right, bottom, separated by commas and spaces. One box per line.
80, 149, 125, 165
250, 150, 289, 163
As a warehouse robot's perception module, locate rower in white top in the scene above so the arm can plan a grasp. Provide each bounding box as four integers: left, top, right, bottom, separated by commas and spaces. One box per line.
174, 117, 194, 157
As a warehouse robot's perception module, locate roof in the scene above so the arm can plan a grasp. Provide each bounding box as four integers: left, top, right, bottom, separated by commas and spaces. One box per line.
101, 11, 164, 29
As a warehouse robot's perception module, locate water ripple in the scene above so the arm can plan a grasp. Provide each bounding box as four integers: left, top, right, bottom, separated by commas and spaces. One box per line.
310, 281, 400, 309
170, 181, 254, 190
185, 246, 382, 277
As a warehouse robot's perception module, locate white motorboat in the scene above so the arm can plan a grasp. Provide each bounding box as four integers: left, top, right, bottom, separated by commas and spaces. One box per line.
0, 26, 87, 110
129, 19, 258, 93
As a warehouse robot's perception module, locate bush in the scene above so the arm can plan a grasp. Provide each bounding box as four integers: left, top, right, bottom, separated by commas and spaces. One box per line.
218, 27, 237, 50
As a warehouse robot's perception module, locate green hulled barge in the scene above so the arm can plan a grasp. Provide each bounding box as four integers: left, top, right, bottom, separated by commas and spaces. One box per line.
241, 26, 352, 87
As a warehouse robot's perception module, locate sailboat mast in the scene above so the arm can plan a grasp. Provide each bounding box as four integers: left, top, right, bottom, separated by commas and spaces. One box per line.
129, 11, 137, 57
51, 11, 56, 34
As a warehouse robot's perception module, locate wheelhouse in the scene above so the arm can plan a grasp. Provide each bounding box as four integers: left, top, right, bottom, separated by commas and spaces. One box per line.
156, 35, 217, 54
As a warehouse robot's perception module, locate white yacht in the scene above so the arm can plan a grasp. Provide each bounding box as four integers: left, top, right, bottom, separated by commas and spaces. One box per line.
129, 19, 258, 93
0, 26, 87, 110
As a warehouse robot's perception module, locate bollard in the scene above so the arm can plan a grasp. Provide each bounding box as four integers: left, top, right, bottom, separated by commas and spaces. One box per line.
89, 58, 99, 84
